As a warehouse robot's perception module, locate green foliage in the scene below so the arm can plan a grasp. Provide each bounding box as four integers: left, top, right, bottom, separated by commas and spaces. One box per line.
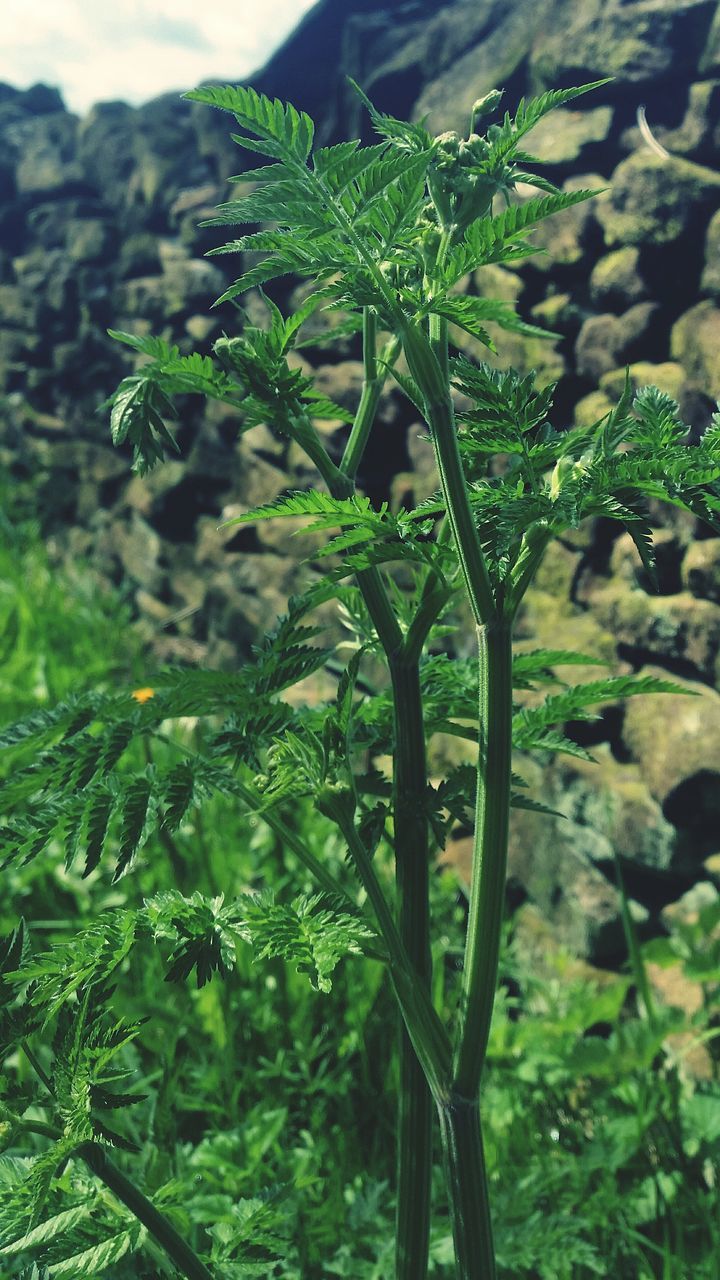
4, 73, 720, 1280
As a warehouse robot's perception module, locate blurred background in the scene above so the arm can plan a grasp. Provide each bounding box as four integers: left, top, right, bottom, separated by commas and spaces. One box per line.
0, 3, 719, 1274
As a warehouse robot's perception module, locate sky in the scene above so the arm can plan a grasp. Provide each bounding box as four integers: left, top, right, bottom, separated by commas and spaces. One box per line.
0, 0, 318, 116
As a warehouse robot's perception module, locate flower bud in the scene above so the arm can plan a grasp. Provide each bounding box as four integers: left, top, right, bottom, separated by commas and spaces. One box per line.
470, 90, 503, 128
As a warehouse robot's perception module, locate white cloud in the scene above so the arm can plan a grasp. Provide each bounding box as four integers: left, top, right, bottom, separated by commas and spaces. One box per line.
0, 0, 318, 115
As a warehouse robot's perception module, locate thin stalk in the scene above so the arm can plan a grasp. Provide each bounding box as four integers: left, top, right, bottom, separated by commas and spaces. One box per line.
435, 617, 512, 1280
390, 656, 433, 1280
410, 310, 513, 1276
281, 325, 440, 1278
614, 852, 657, 1028
20, 1040, 53, 1093
78, 1142, 215, 1280
437, 1095, 496, 1280
454, 617, 513, 1098
429, 310, 450, 386
18, 1052, 214, 1280
328, 798, 451, 1100
341, 312, 400, 480
405, 319, 494, 625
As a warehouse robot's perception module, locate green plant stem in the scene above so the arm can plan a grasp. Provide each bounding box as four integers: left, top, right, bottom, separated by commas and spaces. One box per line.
78, 1142, 215, 1280
285, 330, 441, 1278
410, 315, 512, 1276
17, 1051, 215, 1280
328, 799, 451, 1099
406, 321, 494, 626
390, 655, 433, 1280
437, 1094, 496, 1280
614, 852, 657, 1028
454, 617, 513, 1096
340, 311, 400, 480
20, 1040, 53, 1093
345, 299, 435, 1280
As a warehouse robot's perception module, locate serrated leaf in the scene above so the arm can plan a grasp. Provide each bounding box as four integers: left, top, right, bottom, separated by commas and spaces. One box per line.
49, 1223, 146, 1279
510, 792, 564, 818
0, 1203, 90, 1256
113, 774, 154, 881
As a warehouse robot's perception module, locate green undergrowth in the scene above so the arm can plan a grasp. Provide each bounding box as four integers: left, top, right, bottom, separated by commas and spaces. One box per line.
0, 515, 718, 1278
0, 506, 142, 720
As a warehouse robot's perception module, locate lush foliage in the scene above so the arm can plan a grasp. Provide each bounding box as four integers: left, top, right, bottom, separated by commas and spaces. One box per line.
1, 79, 719, 1280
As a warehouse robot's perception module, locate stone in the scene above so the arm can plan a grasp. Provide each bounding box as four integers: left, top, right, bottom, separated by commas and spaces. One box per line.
506, 803, 625, 963
531, 0, 718, 90
588, 582, 720, 682
112, 513, 163, 591
0, 284, 31, 330
552, 747, 679, 873
162, 258, 226, 318
609, 529, 685, 595
661, 879, 719, 927
381, 0, 533, 137
471, 326, 564, 385
575, 302, 659, 381
701, 208, 720, 297
64, 218, 116, 265
597, 151, 720, 247
77, 101, 137, 209
473, 264, 524, 304
649, 80, 720, 163
525, 105, 613, 166
573, 389, 614, 428
598, 361, 687, 404
590, 246, 648, 310
529, 292, 582, 336
9, 112, 85, 196
185, 314, 222, 344
622, 667, 720, 835
523, 174, 606, 273
682, 538, 720, 603
113, 276, 169, 326
671, 300, 720, 398
118, 233, 162, 280
700, 3, 720, 73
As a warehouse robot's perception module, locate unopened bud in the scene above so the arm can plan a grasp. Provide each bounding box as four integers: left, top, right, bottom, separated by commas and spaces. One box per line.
434, 130, 461, 157
470, 90, 503, 130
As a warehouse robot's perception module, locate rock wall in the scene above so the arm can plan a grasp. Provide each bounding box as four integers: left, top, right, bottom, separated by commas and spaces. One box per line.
1, 0, 720, 963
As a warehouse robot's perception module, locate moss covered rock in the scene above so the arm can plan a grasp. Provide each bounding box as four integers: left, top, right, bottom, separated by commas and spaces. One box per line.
622, 668, 720, 839
588, 582, 720, 681
573, 389, 614, 428
506, 804, 624, 962
552, 747, 679, 872
590, 246, 648, 310
524, 104, 613, 165
524, 174, 606, 272
701, 207, 720, 296
575, 302, 659, 381
682, 538, 720, 603
597, 151, 720, 247
671, 300, 720, 398
599, 361, 687, 402
531, 0, 718, 89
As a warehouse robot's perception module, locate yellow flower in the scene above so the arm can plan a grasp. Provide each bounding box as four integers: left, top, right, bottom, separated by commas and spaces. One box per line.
131, 687, 155, 704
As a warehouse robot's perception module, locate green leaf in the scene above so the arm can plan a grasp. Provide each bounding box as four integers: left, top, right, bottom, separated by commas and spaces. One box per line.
513, 674, 692, 749
0, 1203, 90, 1256
9, 912, 136, 1019
242, 891, 376, 993
184, 84, 314, 162
513, 648, 605, 689
49, 1223, 146, 1278
113, 773, 154, 880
